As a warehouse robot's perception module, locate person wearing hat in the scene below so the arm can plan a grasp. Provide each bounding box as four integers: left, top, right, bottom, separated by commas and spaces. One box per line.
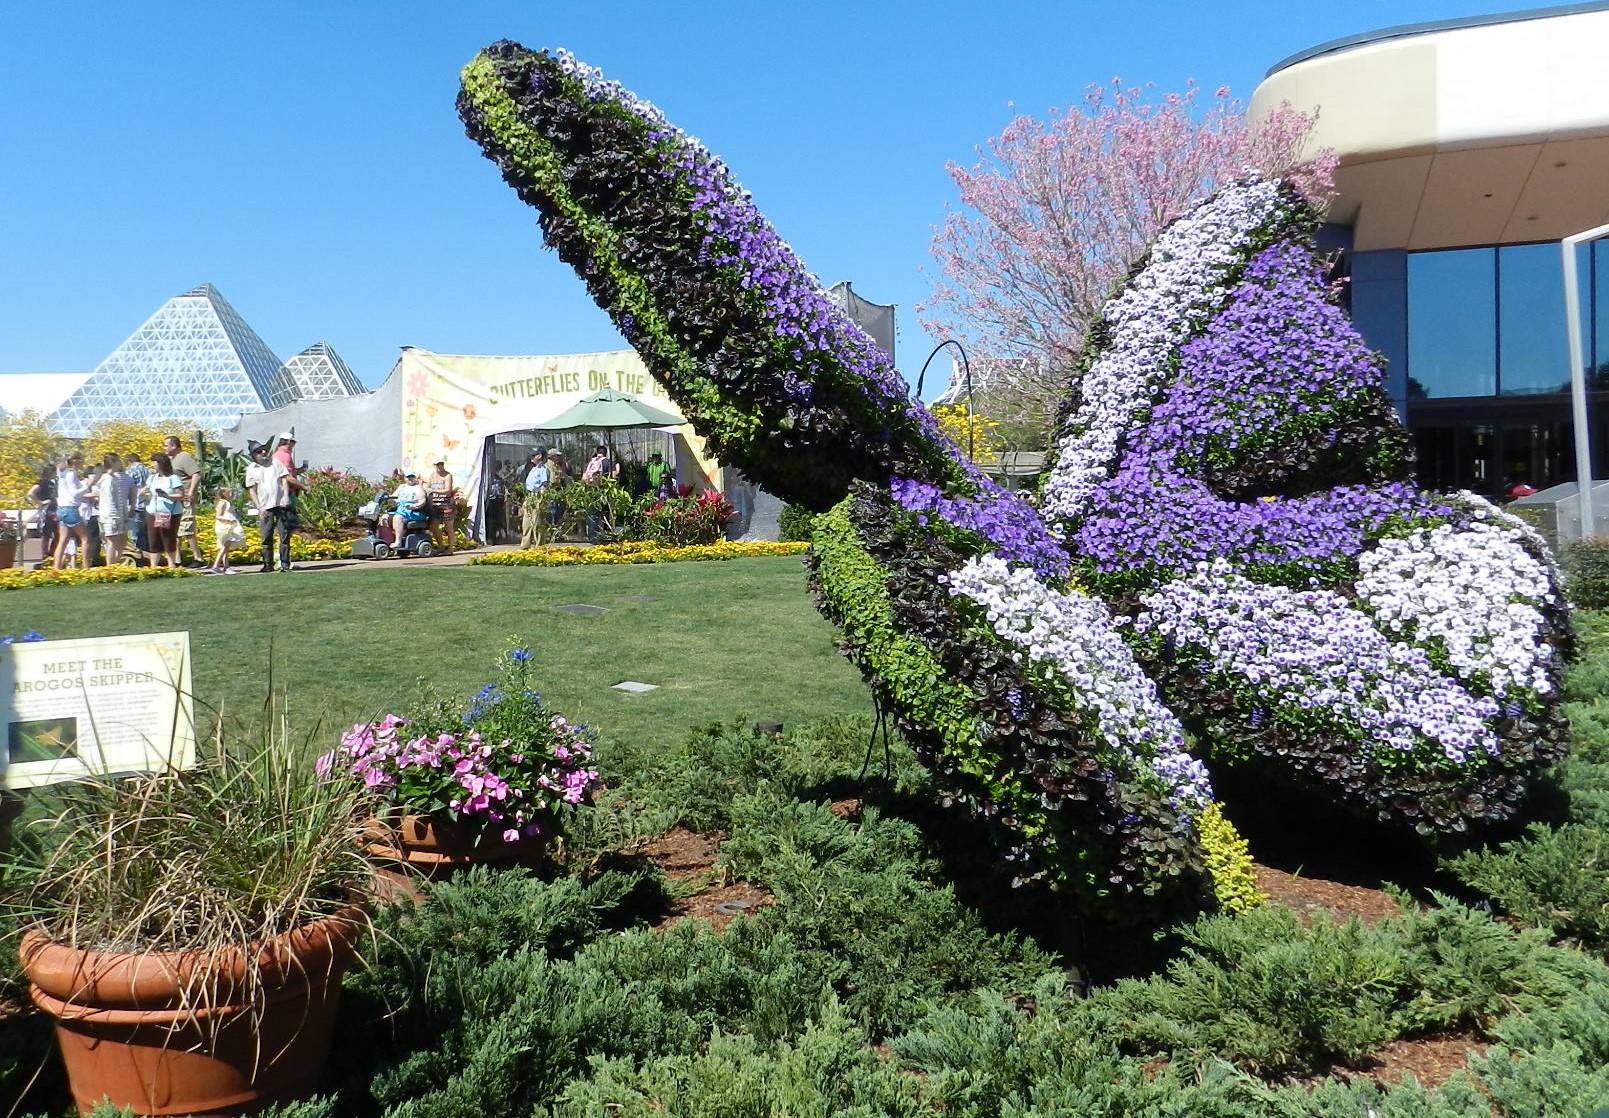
269, 432, 307, 568
645, 449, 670, 495
520, 449, 551, 549
391, 470, 428, 553
424, 456, 458, 555
273, 432, 298, 473
244, 439, 297, 573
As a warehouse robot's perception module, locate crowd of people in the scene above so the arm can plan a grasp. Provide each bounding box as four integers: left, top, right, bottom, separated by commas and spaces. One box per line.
27, 432, 751, 572
482, 443, 755, 547
487, 443, 630, 548
28, 432, 312, 575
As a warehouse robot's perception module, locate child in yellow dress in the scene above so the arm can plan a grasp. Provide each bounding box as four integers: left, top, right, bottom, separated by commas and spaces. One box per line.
211, 485, 245, 574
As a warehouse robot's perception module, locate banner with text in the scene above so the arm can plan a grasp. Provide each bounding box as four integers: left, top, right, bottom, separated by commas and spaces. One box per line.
397, 348, 723, 533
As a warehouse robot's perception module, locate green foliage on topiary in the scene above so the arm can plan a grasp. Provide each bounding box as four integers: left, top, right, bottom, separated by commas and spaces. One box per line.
777, 503, 817, 543
457, 45, 962, 510
803, 498, 989, 770
806, 489, 1209, 912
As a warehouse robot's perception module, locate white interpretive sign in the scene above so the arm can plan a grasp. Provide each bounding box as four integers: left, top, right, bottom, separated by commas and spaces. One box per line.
1, 632, 195, 789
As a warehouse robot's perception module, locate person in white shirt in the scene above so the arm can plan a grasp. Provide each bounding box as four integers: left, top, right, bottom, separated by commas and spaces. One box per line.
51, 453, 90, 570
391, 472, 428, 550
244, 440, 299, 573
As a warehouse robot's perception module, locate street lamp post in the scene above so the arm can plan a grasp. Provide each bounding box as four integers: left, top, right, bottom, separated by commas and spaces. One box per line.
1562, 222, 1609, 537
915, 340, 975, 462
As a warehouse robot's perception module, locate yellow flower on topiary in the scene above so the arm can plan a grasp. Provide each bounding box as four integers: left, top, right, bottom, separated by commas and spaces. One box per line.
1196, 801, 1266, 913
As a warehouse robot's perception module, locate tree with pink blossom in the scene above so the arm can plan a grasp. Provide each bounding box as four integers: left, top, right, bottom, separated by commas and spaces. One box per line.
920, 81, 1333, 442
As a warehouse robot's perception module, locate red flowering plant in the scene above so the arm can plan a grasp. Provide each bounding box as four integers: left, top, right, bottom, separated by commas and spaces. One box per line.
295, 467, 379, 535
316, 645, 598, 842
635, 490, 734, 546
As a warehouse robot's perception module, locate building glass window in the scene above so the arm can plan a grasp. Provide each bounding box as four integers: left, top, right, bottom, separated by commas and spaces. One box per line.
1407, 248, 1496, 398
1593, 241, 1609, 386
1499, 243, 1570, 395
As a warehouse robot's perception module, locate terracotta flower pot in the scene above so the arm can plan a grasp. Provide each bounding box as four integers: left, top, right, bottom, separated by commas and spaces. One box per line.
364, 811, 555, 901
19, 905, 366, 1117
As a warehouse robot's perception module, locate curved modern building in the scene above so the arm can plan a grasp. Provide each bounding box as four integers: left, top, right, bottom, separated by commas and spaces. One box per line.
1252, 2, 1609, 498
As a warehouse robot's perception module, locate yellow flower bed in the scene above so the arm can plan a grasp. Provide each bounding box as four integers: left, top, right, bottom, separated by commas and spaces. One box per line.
196, 517, 370, 564
469, 540, 809, 567
0, 564, 198, 591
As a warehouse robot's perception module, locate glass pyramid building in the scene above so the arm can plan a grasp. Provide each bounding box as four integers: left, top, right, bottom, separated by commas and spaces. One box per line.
49, 284, 341, 437
277, 341, 365, 402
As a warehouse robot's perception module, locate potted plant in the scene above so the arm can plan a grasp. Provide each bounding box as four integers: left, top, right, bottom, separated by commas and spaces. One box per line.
13, 725, 375, 1117
0, 512, 21, 570
318, 645, 599, 882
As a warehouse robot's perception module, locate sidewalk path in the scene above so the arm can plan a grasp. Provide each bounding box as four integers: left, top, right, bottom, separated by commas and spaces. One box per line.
259, 544, 523, 575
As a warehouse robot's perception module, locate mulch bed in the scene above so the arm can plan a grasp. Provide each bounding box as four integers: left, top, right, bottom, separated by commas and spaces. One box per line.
1251, 862, 1406, 926
633, 827, 775, 933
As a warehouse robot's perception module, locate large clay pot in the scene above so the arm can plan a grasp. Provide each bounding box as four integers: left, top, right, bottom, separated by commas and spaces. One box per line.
0, 536, 17, 570
364, 811, 553, 901
20, 905, 366, 1117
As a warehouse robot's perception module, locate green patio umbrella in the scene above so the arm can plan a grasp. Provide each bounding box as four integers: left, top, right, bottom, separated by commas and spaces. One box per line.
532, 387, 684, 432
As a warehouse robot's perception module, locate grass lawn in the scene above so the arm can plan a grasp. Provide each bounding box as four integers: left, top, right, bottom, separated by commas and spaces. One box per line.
5, 556, 872, 751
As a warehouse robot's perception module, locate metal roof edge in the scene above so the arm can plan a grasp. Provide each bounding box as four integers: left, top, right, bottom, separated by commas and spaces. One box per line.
1266, 1, 1609, 77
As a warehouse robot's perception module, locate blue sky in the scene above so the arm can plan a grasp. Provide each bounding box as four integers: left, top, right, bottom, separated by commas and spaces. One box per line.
0, 1, 1533, 400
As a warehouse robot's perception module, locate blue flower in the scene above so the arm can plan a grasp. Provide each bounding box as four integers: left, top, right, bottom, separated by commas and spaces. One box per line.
21, 631, 44, 642
510, 648, 532, 663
